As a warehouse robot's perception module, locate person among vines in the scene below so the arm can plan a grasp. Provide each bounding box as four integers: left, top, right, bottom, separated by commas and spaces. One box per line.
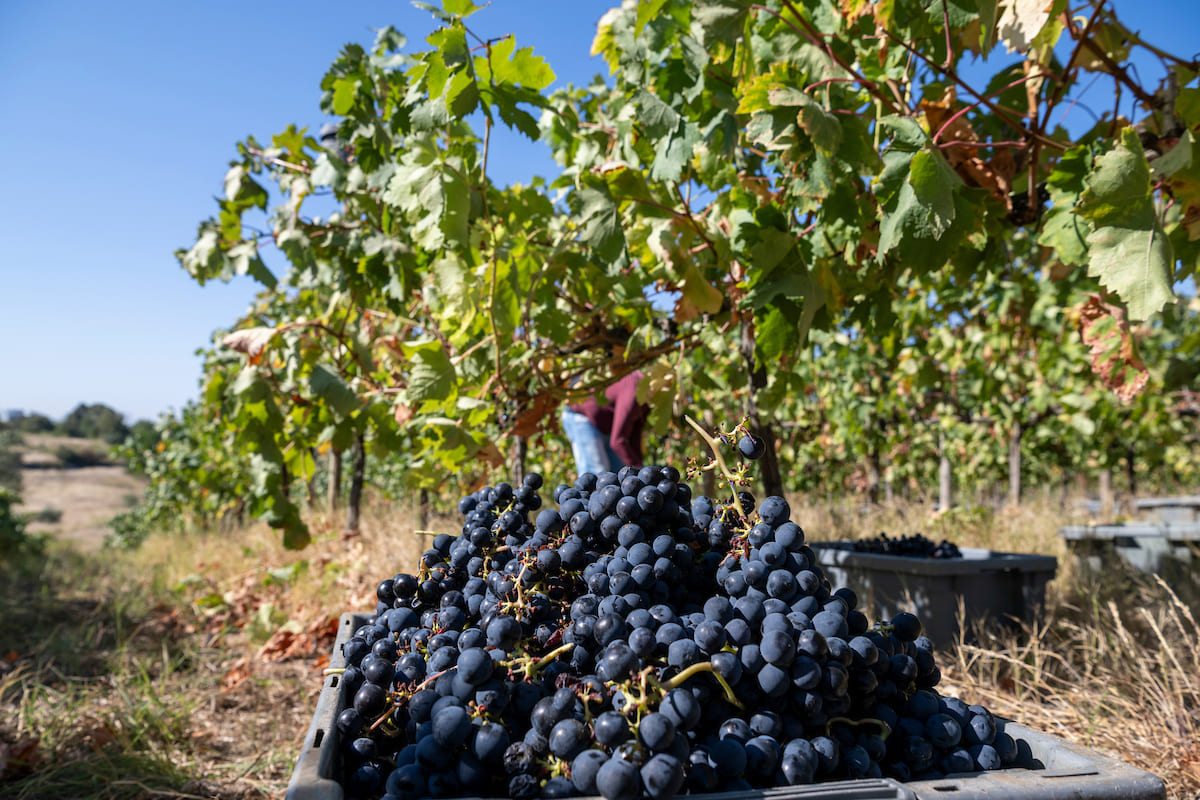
561, 370, 648, 476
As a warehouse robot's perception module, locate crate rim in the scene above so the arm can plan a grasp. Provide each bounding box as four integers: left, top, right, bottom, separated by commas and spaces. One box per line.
286, 611, 1165, 800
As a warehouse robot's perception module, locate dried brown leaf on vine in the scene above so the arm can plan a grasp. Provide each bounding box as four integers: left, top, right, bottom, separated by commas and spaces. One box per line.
222, 327, 278, 365
375, 334, 408, 362
393, 401, 414, 427
477, 441, 506, 469
1077, 295, 1149, 403
840, 0, 872, 24
920, 88, 1015, 205
998, 0, 1054, 54
510, 393, 560, 438
737, 172, 776, 205
1046, 256, 1076, 282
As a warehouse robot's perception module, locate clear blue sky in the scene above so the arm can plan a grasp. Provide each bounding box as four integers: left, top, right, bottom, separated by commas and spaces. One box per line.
0, 1, 1196, 423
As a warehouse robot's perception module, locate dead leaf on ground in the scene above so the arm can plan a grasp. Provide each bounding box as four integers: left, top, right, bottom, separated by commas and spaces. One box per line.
83, 722, 118, 752
220, 657, 253, 692
0, 736, 42, 779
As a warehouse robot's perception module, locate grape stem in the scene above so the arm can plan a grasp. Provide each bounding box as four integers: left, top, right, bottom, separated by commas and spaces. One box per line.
683, 414, 747, 518
662, 661, 744, 709
368, 667, 453, 731
826, 715, 892, 741
505, 642, 576, 682
531, 642, 576, 675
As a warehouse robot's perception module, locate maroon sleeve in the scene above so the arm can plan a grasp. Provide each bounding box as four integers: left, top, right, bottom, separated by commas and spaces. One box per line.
606, 371, 647, 467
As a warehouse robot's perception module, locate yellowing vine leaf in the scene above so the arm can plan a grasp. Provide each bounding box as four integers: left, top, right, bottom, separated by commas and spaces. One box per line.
1076, 295, 1149, 402
998, 0, 1054, 54
222, 327, 278, 364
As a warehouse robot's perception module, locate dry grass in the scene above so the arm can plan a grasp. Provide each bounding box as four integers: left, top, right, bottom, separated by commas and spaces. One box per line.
791, 490, 1200, 797
0, 497, 434, 800
940, 572, 1200, 797
3, 478, 1198, 798
10, 431, 145, 550
15, 466, 145, 550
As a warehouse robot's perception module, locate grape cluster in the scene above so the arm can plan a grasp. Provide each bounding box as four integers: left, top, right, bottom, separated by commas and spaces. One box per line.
331, 466, 1018, 800
852, 533, 962, 559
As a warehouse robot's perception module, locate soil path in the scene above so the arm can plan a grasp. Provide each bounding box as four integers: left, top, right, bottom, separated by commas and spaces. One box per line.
16, 465, 146, 551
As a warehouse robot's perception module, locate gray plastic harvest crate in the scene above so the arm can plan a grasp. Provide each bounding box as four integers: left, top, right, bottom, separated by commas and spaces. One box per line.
1059, 521, 1200, 575
809, 544, 1057, 646
1133, 496, 1200, 524
286, 612, 1163, 800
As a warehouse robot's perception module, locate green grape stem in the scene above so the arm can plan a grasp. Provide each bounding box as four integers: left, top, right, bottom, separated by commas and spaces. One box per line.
662, 661, 743, 709
683, 415, 748, 518
506, 642, 576, 682
826, 715, 892, 741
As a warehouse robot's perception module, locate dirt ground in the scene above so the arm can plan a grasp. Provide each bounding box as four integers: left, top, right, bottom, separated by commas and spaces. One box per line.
13, 435, 146, 550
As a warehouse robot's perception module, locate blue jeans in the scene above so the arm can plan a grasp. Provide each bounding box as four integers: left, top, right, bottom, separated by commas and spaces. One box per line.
561, 409, 625, 477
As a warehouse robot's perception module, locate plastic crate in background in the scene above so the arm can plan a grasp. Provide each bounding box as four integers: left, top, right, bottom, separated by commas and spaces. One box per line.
285, 612, 1164, 800
1133, 496, 1200, 524
808, 544, 1058, 646
1058, 521, 1200, 577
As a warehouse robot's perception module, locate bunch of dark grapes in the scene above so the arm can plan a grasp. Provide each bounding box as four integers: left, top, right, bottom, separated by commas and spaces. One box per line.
331, 465, 1018, 800
852, 533, 962, 559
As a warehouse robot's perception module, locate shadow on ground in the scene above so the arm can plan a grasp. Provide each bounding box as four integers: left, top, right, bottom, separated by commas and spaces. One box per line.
0, 544, 307, 800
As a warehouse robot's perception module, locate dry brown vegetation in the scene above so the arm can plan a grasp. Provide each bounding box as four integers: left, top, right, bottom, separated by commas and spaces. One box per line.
12, 434, 145, 550
1, 471, 1197, 799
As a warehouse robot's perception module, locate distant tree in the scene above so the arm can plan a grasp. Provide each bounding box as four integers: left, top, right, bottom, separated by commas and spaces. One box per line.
1, 411, 54, 434
0, 429, 23, 494
56, 404, 130, 444
125, 419, 159, 452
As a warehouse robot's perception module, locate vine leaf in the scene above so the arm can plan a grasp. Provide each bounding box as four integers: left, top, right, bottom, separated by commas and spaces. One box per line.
678, 263, 724, 320
1076, 295, 1149, 402
1038, 205, 1090, 269
908, 149, 960, 238
578, 186, 626, 262
692, 0, 753, 51
222, 327, 279, 364
798, 100, 842, 156
878, 144, 963, 257
1150, 130, 1194, 179
310, 364, 360, 418
332, 78, 359, 115
635, 89, 702, 182
919, 88, 1014, 204
997, 0, 1053, 54
1077, 128, 1175, 321
404, 340, 456, 404
442, 0, 483, 17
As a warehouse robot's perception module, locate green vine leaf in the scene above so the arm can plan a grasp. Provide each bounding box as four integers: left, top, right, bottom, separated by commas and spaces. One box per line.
311, 364, 361, 419
1077, 128, 1175, 321
404, 340, 456, 404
